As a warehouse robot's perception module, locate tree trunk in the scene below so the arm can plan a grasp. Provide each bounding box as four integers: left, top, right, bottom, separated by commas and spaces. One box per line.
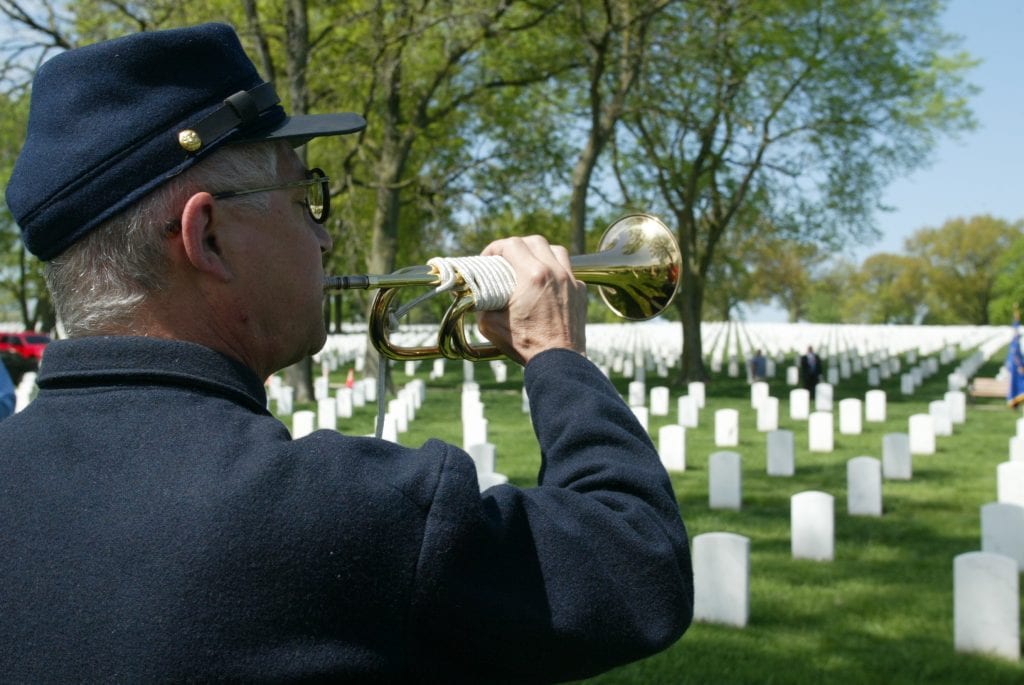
569, 134, 602, 255
676, 257, 707, 383
363, 137, 407, 398
278, 0, 316, 402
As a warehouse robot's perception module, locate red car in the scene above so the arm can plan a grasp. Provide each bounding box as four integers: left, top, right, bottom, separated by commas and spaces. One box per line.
0, 331, 51, 368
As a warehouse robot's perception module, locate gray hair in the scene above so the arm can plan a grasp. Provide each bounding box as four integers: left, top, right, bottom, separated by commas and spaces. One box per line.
46, 143, 280, 336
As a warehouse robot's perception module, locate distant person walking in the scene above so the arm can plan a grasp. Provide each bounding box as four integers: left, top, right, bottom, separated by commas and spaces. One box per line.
749, 349, 767, 382
800, 346, 822, 399
1007, 306, 1024, 408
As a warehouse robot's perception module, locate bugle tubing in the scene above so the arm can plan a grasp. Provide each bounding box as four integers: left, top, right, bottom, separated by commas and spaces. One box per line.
324, 213, 681, 361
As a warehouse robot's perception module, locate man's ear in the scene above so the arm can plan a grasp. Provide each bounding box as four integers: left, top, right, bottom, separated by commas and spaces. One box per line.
177, 192, 232, 282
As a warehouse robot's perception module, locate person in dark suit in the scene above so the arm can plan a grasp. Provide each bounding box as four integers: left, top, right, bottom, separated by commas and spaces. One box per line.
0, 23, 692, 683
800, 345, 823, 399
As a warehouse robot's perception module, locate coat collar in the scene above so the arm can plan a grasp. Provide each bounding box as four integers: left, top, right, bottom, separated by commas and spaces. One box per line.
36, 336, 269, 413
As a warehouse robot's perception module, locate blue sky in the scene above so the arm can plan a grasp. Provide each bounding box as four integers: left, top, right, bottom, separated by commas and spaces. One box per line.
747, 0, 1024, 321
855, 0, 1024, 258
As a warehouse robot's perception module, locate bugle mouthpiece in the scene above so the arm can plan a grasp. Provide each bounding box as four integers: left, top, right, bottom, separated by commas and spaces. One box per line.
324, 274, 372, 291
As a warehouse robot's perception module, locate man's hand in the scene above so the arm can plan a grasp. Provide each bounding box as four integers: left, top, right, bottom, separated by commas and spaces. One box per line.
475, 235, 588, 366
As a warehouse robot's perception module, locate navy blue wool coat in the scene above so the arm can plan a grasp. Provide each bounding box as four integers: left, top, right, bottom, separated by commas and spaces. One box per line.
0, 336, 692, 683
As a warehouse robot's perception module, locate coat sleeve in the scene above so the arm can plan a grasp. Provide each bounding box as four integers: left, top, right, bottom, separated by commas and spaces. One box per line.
408, 349, 693, 684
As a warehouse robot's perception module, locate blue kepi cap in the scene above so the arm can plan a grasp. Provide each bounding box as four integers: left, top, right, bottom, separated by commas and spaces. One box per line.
5, 22, 366, 261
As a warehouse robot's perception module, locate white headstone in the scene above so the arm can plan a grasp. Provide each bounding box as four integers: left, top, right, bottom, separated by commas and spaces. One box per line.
838, 398, 862, 435
808, 411, 834, 452
463, 417, 488, 450
789, 388, 810, 420
688, 381, 706, 409
313, 376, 329, 401
363, 377, 378, 402
900, 373, 915, 395
628, 381, 646, 408
867, 367, 880, 386
791, 491, 834, 561
847, 456, 883, 516
786, 365, 799, 386
408, 379, 426, 407
766, 430, 795, 477
865, 389, 886, 422
492, 361, 508, 383
908, 414, 936, 455
467, 442, 497, 475
981, 502, 1024, 570
814, 383, 833, 412
650, 386, 671, 416
277, 385, 294, 416
944, 390, 966, 424
317, 398, 338, 431
1010, 436, 1024, 463
709, 451, 742, 511
292, 410, 315, 439
953, 552, 1020, 661
756, 396, 779, 432
335, 388, 353, 418
462, 396, 484, 423
928, 400, 953, 437
380, 413, 398, 443
692, 532, 750, 628
267, 374, 282, 402
477, 471, 509, 491
388, 399, 408, 433
715, 409, 739, 447
658, 424, 686, 472
882, 433, 912, 480
750, 381, 769, 410
678, 395, 699, 428
996, 461, 1024, 507
631, 406, 649, 432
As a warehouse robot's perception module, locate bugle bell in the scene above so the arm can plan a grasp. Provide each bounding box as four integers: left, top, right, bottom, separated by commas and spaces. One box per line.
323, 213, 682, 362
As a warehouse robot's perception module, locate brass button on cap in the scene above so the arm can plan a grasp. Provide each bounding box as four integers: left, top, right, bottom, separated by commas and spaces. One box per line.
177, 129, 202, 152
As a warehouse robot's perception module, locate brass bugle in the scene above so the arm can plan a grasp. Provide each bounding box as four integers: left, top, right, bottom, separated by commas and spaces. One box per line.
324, 213, 682, 362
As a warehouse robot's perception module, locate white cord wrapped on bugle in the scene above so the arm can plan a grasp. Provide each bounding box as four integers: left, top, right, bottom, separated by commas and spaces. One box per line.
376, 255, 518, 438
427, 255, 518, 310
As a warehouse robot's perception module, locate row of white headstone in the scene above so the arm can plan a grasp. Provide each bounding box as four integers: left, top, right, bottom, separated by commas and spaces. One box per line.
269, 357, 513, 492
956, 411, 1024, 661
312, 319, 1009, 396
670, 379, 1022, 661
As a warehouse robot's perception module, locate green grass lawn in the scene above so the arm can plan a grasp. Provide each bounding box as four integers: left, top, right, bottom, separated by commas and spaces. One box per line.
288, 346, 1023, 684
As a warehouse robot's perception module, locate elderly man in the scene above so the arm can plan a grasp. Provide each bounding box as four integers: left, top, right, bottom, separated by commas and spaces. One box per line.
0, 23, 691, 683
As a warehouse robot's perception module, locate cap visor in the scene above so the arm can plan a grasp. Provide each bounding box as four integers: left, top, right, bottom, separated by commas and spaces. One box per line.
245, 112, 367, 146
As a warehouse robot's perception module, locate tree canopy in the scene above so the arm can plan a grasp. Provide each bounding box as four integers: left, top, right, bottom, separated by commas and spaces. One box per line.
0, 0, 987, 385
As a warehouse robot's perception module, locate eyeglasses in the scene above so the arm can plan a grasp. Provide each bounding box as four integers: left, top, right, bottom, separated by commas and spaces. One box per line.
212, 167, 330, 223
